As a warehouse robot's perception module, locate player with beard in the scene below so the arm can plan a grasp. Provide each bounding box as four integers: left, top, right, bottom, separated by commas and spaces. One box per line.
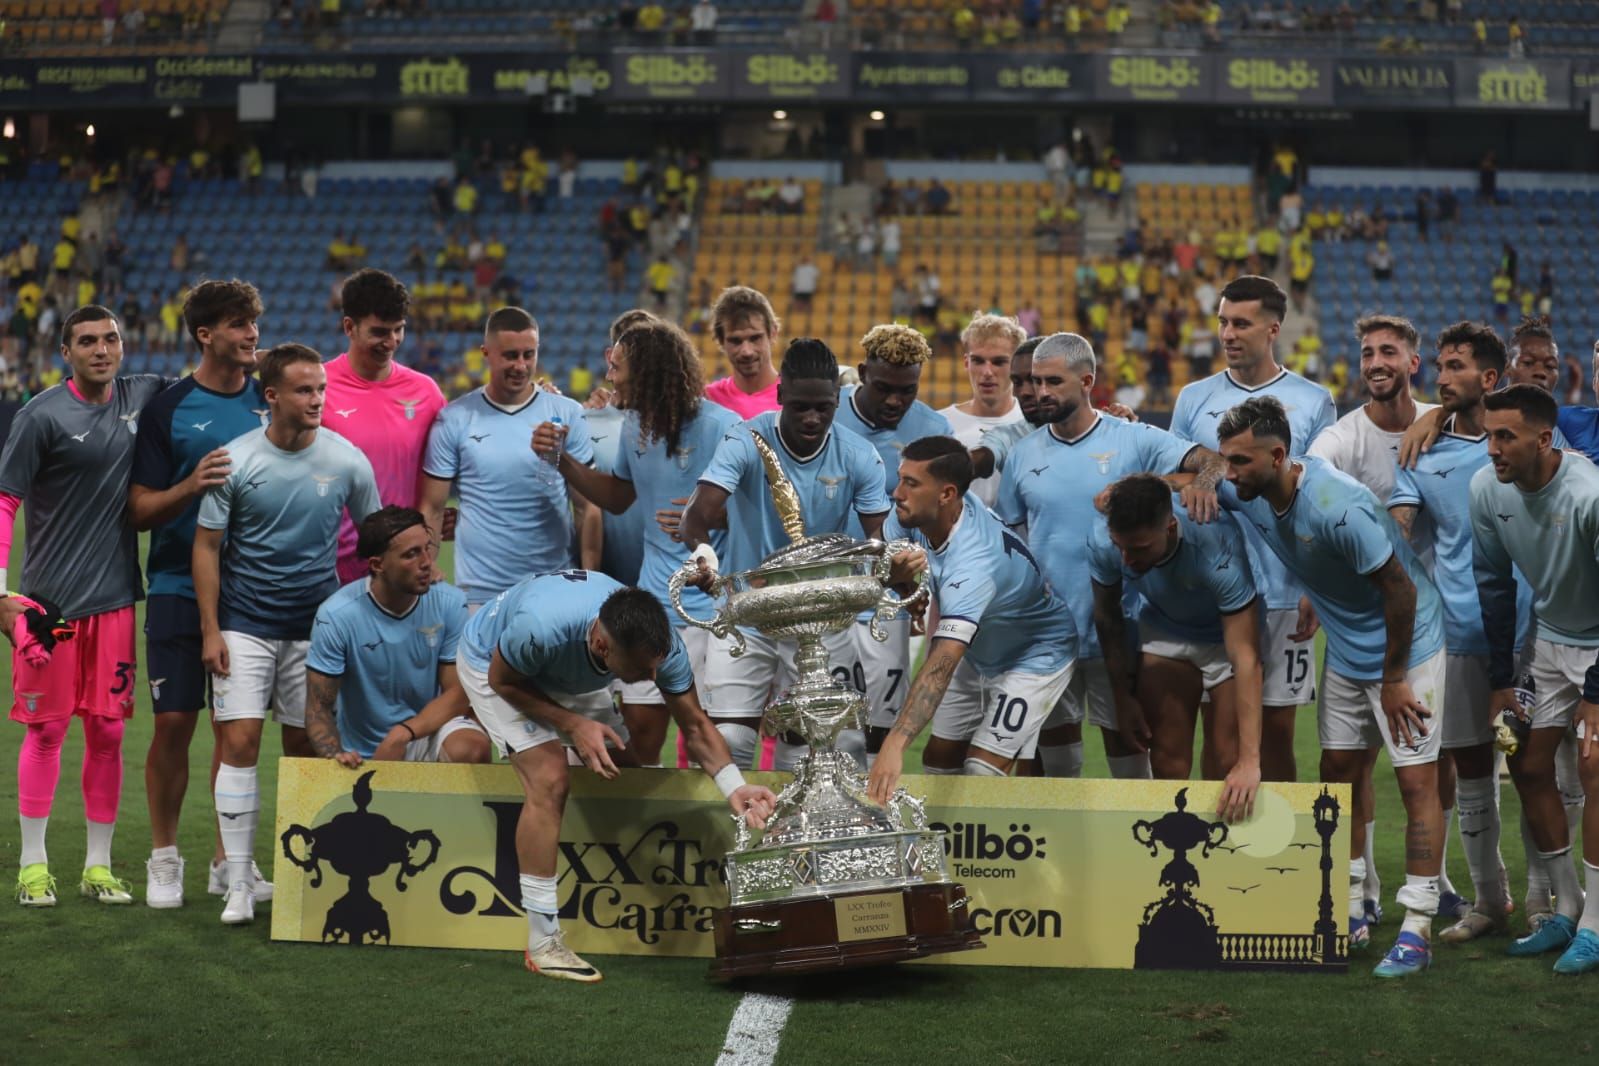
1388, 322, 1518, 942
534, 319, 739, 767
832, 325, 952, 766
680, 339, 890, 771
1470, 384, 1599, 974
865, 436, 1076, 795
940, 314, 1027, 507
1309, 315, 1446, 925
1170, 276, 1334, 790
419, 307, 594, 612
703, 286, 782, 419
1216, 396, 1447, 977
996, 332, 1226, 780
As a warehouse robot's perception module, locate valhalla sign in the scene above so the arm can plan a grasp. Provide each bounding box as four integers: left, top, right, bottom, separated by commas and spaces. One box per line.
272, 760, 1349, 971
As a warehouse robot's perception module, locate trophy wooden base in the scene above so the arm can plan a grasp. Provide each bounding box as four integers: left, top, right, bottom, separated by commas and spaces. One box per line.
709, 882, 984, 981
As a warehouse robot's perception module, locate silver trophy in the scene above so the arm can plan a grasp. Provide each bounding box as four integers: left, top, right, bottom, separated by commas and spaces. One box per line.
669, 430, 983, 978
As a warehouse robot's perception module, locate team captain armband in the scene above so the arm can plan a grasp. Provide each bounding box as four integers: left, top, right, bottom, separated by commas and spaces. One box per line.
934, 616, 979, 644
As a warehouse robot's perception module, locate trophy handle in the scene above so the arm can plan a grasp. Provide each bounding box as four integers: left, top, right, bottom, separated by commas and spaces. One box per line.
1203, 820, 1229, 857
868, 539, 931, 643
669, 559, 746, 658
397, 829, 440, 891
280, 825, 322, 887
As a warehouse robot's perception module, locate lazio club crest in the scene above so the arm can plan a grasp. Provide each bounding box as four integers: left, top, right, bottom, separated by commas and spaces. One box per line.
397, 399, 422, 421
313, 474, 338, 497
818, 475, 843, 500
1091, 450, 1117, 476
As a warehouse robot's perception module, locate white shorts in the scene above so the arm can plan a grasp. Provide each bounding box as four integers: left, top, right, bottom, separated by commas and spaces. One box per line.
1043, 658, 1116, 730
932, 656, 984, 743
617, 626, 712, 706
961, 660, 1076, 761
701, 626, 857, 721
1317, 649, 1446, 768
1442, 653, 1494, 749
405, 715, 490, 762
210, 632, 307, 727
458, 655, 625, 756
855, 617, 912, 730
1529, 637, 1596, 730
1142, 624, 1234, 691
1263, 607, 1317, 707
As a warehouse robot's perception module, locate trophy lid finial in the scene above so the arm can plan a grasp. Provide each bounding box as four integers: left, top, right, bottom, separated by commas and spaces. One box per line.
750, 429, 807, 545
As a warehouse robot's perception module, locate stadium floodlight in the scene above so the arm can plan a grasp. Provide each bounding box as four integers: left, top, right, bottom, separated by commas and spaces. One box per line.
85, 124, 95, 138
869, 110, 885, 122
773, 109, 787, 121
4, 119, 15, 139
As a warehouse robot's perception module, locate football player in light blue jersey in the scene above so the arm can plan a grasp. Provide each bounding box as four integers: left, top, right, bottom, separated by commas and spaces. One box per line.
996, 331, 1224, 781
866, 438, 1077, 803
537, 319, 739, 766
1087, 475, 1263, 823
1470, 385, 1599, 974
1216, 395, 1447, 978
419, 307, 595, 609
681, 339, 891, 772
1388, 323, 1521, 944
304, 507, 489, 766
456, 572, 777, 984
833, 324, 953, 765
1171, 275, 1335, 787
193, 344, 381, 926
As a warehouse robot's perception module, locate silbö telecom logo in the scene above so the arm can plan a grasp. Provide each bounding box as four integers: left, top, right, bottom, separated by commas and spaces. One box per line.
929, 821, 1060, 940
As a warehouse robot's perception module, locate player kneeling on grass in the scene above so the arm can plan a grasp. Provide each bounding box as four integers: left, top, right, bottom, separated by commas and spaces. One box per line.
1088, 474, 1264, 823
303, 506, 491, 767
456, 571, 776, 983
865, 436, 1077, 802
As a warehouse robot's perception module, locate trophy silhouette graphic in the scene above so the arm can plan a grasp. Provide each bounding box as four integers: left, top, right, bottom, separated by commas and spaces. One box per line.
671, 430, 983, 978
280, 770, 440, 945
1131, 788, 1229, 969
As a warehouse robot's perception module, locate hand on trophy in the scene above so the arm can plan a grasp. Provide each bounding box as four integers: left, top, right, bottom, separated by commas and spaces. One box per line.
569, 718, 625, 779
886, 547, 927, 590
728, 784, 778, 829
866, 740, 906, 807
683, 543, 720, 591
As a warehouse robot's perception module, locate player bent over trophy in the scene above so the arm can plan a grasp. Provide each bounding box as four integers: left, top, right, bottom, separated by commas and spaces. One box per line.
670, 433, 983, 979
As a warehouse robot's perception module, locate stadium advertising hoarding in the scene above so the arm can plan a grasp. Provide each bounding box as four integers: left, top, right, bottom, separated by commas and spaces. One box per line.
272, 759, 1350, 971
0, 50, 1582, 112
1331, 58, 1454, 109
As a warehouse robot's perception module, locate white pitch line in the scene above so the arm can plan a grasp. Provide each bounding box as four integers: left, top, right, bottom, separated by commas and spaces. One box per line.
715, 991, 795, 1066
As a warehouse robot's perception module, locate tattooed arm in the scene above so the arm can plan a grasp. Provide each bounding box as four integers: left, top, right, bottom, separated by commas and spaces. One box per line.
865, 637, 967, 804
1176, 444, 1226, 523
304, 668, 362, 768
1388, 503, 1418, 543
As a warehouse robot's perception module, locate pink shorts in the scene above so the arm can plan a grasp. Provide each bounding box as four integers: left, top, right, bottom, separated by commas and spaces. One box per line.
11, 606, 137, 723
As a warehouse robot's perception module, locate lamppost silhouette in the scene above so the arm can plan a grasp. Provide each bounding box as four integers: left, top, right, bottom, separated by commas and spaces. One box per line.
1312, 786, 1341, 962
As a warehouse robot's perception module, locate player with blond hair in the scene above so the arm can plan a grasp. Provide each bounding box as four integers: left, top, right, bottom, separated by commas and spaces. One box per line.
942, 313, 1028, 506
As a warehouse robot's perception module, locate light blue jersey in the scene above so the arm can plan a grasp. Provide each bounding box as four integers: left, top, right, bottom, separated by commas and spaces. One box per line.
459, 570, 694, 696
306, 579, 468, 757
697, 411, 890, 574
1221, 456, 1444, 680
884, 494, 1075, 676
978, 419, 1038, 472
612, 401, 741, 620
1087, 502, 1258, 645
1389, 425, 1532, 656
585, 404, 646, 586
1471, 453, 1599, 681
995, 413, 1198, 659
833, 386, 954, 496
196, 427, 381, 640
1171, 368, 1336, 610
422, 387, 594, 605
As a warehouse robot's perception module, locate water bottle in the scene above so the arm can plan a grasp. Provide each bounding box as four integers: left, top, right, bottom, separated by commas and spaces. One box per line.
535, 415, 566, 489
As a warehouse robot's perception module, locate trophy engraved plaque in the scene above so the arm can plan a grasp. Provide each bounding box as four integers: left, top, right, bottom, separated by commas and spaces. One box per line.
670, 430, 984, 979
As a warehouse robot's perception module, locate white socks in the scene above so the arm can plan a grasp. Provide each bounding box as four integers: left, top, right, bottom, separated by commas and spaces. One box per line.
1437, 807, 1458, 898
1542, 846, 1584, 922
151, 844, 179, 862
1106, 753, 1152, 780
1455, 776, 1505, 905
19, 814, 48, 867
1583, 863, 1599, 936
520, 873, 561, 949
1363, 820, 1380, 902
1039, 742, 1084, 778
85, 819, 114, 870
1349, 857, 1367, 922
1522, 809, 1553, 911
214, 763, 259, 890
1396, 874, 1440, 937
962, 757, 1006, 777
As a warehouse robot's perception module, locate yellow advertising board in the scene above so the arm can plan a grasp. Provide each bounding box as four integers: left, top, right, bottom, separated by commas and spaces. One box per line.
271, 760, 1350, 972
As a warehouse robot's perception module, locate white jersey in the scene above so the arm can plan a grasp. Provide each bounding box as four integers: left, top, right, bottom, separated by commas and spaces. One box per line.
1308, 402, 1437, 506
940, 401, 1024, 507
